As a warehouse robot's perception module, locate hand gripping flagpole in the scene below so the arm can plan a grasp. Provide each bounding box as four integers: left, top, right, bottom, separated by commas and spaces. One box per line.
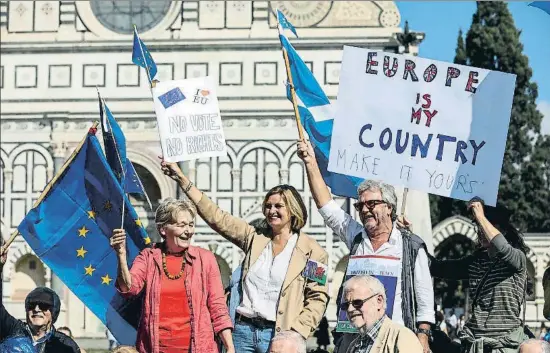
282, 48, 306, 141
1, 121, 100, 255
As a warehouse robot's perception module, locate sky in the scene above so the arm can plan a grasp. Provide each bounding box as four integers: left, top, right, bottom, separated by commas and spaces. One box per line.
397, 1, 550, 135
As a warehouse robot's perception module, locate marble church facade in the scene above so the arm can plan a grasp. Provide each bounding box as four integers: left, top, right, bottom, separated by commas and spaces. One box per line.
1, 1, 548, 340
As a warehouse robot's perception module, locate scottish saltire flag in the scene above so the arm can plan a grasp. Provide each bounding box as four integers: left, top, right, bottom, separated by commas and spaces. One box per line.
529, 1, 550, 15
132, 26, 157, 83
278, 19, 363, 199
276, 9, 298, 38
158, 87, 186, 109
99, 94, 152, 209
17, 133, 151, 345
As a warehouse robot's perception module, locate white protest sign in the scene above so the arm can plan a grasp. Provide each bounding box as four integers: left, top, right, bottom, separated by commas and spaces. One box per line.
336, 255, 400, 333
328, 47, 516, 206
152, 76, 227, 162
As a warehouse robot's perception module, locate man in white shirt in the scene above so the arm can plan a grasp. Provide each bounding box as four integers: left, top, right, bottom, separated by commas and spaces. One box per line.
297, 140, 434, 353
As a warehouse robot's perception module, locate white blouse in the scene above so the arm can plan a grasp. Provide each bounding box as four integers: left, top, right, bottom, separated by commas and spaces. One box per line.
236, 233, 298, 321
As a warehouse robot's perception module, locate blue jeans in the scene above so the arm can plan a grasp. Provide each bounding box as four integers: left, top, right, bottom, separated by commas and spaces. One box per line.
233, 321, 274, 353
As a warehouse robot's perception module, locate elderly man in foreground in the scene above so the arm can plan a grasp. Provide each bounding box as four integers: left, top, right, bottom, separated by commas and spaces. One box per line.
269, 331, 306, 353
340, 275, 422, 353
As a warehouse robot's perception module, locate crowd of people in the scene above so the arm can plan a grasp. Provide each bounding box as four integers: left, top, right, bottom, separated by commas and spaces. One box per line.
1, 140, 550, 353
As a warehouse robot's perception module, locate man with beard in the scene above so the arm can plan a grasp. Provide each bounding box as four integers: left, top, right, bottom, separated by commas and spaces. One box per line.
0, 247, 80, 353
341, 276, 422, 353
297, 140, 434, 353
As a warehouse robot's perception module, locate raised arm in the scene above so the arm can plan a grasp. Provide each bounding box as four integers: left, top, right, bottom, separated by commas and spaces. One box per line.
470, 200, 525, 272
297, 139, 332, 208
160, 158, 255, 251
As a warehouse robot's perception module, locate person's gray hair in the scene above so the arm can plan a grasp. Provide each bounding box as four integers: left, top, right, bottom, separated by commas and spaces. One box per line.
271, 330, 306, 353
357, 179, 397, 221
343, 275, 387, 311
155, 197, 196, 232
520, 339, 550, 353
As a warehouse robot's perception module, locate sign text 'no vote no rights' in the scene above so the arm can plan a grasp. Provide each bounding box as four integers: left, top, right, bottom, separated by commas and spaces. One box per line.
328, 47, 516, 206
153, 76, 227, 163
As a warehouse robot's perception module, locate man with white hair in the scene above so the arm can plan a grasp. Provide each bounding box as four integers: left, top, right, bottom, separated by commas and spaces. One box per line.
519, 339, 550, 353
269, 330, 306, 353
298, 140, 434, 353
341, 275, 422, 353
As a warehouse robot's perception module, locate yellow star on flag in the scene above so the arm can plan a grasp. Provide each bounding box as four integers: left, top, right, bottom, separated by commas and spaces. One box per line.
78, 226, 89, 237
84, 264, 95, 276
87, 210, 96, 219
103, 200, 113, 211
76, 246, 87, 258
101, 274, 113, 285
144, 237, 151, 245
135, 219, 143, 228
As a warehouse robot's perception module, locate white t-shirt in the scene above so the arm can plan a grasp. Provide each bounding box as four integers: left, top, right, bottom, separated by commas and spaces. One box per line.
237, 234, 298, 321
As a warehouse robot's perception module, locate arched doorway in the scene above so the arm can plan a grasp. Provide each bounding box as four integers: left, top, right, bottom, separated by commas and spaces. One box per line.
433, 233, 476, 312
11, 254, 46, 301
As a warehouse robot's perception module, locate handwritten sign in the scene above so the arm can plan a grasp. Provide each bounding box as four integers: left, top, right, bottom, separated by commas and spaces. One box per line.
336, 255, 399, 333
152, 76, 227, 162
328, 47, 516, 206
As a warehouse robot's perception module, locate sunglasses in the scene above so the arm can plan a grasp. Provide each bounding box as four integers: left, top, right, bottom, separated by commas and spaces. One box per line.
26, 302, 52, 312
353, 200, 386, 211
340, 292, 380, 311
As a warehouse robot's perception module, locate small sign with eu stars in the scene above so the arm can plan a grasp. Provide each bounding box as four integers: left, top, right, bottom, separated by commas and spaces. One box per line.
158, 87, 186, 109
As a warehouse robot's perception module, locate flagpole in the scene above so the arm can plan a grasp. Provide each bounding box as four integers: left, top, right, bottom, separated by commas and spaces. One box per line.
400, 187, 409, 218
1, 121, 100, 255
281, 47, 305, 141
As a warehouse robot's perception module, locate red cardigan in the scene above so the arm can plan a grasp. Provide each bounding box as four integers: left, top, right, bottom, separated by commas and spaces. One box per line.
117, 245, 232, 353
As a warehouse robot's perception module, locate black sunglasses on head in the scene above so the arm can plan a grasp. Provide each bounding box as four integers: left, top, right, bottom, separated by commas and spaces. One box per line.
340, 292, 380, 311
353, 200, 386, 212
26, 302, 52, 312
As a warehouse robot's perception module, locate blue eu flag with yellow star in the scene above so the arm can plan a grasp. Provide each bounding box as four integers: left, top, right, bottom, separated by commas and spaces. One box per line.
17, 132, 152, 345
99, 94, 152, 209
132, 26, 157, 83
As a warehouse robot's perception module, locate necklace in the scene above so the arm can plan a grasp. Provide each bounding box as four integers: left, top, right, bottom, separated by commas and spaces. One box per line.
162, 251, 186, 280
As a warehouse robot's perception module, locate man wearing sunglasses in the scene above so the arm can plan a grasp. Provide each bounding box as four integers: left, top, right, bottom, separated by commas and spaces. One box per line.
297, 140, 434, 353
0, 247, 81, 353
341, 276, 422, 353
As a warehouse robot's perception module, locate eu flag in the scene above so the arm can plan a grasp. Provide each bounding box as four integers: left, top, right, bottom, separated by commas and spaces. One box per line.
132, 27, 157, 83
99, 94, 151, 209
158, 87, 186, 109
17, 132, 151, 345
279, 24, 362, 199
529, 1, 550, 15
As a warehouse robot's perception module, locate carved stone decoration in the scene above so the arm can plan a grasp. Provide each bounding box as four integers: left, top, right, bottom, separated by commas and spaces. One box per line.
270, 1, 332, 27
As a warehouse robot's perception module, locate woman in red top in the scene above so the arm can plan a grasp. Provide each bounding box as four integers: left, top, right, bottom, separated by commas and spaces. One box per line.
110, 198, 235, 353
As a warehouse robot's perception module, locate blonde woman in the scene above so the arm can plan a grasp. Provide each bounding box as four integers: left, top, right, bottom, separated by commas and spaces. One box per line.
110, 198, 234, 353
160, 160, 329, 353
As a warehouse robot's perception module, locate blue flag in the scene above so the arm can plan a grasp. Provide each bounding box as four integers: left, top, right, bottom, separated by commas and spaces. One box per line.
279, 32, 362, 199
99, 94, 151, 209
529, 1, 550, 15
276, 9, 298, 38
17, 133, 152, 344
132, 27, 157, 82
